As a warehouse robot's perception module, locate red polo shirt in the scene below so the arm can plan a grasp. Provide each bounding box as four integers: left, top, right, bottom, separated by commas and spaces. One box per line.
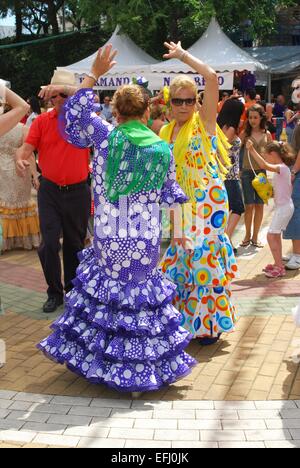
26, 108, 89, 186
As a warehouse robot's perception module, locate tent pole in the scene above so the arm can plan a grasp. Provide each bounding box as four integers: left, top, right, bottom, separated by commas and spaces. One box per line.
268, 73, 272, 103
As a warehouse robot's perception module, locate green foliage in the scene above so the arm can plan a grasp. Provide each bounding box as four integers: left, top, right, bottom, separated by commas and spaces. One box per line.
0, 29, 107, 97
0, 0, 296, 97
75, 0, 296, 49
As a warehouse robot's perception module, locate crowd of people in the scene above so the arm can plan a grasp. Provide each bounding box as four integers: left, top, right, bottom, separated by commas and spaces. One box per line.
0, 43, 300, 396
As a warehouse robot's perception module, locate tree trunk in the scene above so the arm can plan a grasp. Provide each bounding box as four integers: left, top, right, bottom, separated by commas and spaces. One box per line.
14, 0, 23, 41
46, 0, 60, 35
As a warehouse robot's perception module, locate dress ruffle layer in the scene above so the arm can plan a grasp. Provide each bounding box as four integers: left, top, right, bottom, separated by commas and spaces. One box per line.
0, 203, 40, 251
173, 284, 236, 338
38, 246, 196, 392
74, 247, 178, 309
161, 234, 237, 338
162, 235, 237, 288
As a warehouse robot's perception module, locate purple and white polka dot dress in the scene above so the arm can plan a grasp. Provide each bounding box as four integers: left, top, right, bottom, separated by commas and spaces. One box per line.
37, 89, 196, 392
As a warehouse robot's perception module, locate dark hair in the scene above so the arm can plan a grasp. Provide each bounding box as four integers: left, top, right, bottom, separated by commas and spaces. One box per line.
287, 101, 296, 111
150, 104, 164, 120
256, 100, 267, 110
266, 141, 296, 167
28, 96, 41, 115
217, 97, 244, 131
245, 104, 268, 137
293, 124, 300, 153
245, 88, 256, 100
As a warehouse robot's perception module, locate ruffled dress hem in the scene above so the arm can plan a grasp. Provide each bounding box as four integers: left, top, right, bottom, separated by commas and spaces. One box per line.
161, 234, 237, 338
38, 245, 197, 392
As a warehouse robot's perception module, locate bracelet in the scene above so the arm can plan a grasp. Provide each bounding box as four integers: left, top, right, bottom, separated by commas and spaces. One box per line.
86, 71, 98, 82
179, 50, 188, 62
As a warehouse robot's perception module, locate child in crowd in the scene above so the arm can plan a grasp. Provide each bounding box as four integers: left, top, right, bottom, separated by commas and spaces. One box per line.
246, 140, 296, 278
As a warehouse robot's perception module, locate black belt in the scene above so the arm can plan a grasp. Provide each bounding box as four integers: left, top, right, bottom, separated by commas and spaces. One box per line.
41, 177, 88, 192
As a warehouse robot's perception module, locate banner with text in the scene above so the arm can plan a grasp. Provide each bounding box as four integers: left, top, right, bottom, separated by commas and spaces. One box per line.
78, 72, 234, 91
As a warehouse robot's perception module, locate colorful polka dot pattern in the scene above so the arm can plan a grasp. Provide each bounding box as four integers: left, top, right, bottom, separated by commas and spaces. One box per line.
160, 133, 238, 339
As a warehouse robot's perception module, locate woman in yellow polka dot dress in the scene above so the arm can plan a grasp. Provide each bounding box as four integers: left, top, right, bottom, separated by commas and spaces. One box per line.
160, 41, 237, 345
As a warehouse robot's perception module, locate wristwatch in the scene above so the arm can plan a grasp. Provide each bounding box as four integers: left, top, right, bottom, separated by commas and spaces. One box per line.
291, 170, 297, 176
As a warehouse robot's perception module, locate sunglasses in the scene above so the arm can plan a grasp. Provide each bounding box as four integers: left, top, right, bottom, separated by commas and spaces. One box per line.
171, 98, 196, 107
50, 93, 68, 100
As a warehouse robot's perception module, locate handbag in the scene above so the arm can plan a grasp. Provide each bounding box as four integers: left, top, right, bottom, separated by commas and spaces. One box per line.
247, 148, 273, 204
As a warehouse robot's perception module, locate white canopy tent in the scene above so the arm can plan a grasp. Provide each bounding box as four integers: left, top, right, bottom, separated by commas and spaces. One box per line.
58, 19, 269, 92
151, 18, 268, 74
150, 18, 270, 94
58, 26, 158, 89
58, 21, 240, 91
246, 46, 300, 78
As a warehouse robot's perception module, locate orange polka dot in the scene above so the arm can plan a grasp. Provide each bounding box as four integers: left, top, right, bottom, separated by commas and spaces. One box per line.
201, 297, 208, 305
204, 227, 211, 235
212, 279, 219, 286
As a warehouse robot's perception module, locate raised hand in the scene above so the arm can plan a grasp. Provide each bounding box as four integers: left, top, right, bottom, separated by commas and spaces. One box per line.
38, 85, 66, 102
163, 41, 185, 60
91, 44, 118, 80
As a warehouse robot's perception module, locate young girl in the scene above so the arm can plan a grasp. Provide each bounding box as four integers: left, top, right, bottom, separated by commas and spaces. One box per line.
246, 140, 296, 278
240, 104, 273, 248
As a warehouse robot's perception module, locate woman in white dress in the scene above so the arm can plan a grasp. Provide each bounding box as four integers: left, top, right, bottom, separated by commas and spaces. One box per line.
0, 122, 40, 252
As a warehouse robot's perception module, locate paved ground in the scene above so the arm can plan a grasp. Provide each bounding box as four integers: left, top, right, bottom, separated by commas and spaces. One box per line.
0, 391, 300, 448
0, 201, 300, 447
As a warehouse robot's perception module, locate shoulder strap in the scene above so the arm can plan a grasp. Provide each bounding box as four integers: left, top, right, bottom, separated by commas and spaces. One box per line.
246, 139, 257, 177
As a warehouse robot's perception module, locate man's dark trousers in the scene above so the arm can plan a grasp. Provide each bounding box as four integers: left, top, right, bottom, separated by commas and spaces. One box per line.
38, 178, 91, 300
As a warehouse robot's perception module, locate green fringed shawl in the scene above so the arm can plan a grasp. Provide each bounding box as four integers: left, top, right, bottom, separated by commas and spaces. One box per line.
105, 120, 171, 203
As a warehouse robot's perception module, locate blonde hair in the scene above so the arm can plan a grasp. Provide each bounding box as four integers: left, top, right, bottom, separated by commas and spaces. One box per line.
170, 75, 197, 98
266, 141, 296, 167
112, 85, 150, 118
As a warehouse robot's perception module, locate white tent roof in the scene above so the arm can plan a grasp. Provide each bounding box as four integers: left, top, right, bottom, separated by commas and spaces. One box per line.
246, 46, 300, 75
60, 25, 158, 75
151, 18, 268, 73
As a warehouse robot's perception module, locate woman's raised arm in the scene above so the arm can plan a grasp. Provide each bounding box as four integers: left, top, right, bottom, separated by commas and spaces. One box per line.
0, 86, 30, 137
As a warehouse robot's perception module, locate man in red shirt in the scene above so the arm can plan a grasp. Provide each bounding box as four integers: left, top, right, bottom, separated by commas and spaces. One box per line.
16, 72, 91, 313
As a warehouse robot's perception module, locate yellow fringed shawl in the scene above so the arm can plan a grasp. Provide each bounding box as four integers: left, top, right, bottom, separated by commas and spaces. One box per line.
160, 112, 231, 201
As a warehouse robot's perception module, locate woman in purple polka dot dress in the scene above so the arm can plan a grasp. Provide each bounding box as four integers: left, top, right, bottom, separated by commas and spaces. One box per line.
37, 45, 196, 395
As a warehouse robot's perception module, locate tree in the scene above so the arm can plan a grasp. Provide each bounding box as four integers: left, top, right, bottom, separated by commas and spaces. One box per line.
0, 0, 26, 40
63, 0, 85, 30
0, 0, 296, 48
35, 0, 65, 34
74, 0, 297, 52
